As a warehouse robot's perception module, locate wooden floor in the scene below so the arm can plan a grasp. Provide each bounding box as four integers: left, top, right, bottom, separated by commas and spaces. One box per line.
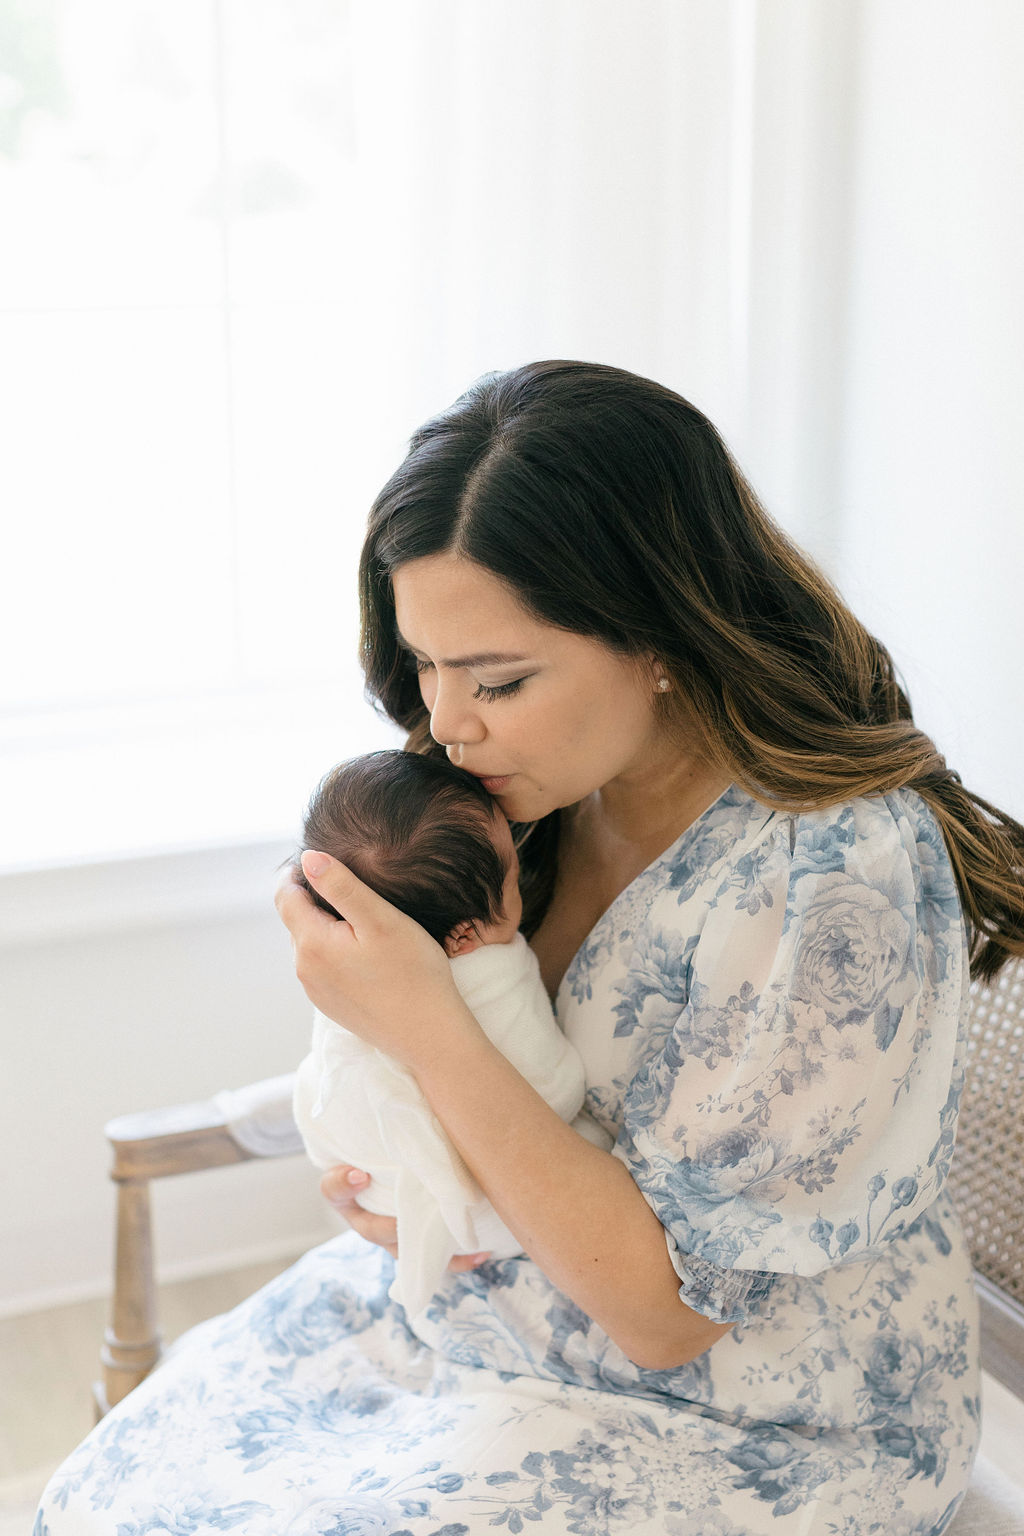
0, 1253, 304, 1533
3, 1258, 1024, 1533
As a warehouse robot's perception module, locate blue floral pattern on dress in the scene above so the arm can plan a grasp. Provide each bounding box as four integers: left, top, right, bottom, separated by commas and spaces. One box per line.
36, 785, 980, 1534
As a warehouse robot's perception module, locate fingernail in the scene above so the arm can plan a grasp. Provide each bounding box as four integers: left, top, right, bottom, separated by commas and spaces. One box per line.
346, 1169, 369, 1186
302, 851, 329, 879
470, 1252, 490, 1266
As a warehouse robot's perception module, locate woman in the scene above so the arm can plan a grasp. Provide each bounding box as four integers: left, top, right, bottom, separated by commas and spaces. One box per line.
39, 361, 1024, 1534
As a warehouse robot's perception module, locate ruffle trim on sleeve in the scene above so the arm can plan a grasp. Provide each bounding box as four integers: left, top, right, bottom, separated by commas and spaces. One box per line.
664, 1230, 779, 1324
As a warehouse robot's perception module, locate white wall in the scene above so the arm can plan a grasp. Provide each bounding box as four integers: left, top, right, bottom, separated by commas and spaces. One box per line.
836, 0, 1024, 821
0, 845, 337, 1315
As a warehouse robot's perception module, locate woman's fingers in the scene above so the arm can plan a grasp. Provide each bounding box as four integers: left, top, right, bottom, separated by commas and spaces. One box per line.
320, 1166, 399, 1256
448, 1252, 492, 1273
320, 1166, 490, 1271
319, 1164, 370, 1211
337, 1204, 399, 1260
298, 851, 393, 941
274, 860, 338, 939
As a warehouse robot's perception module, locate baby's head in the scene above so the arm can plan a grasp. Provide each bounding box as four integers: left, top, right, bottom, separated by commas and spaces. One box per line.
294, 749, 522, 958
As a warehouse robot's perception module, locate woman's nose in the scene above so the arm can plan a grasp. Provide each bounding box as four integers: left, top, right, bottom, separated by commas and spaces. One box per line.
428, 680, 486, 749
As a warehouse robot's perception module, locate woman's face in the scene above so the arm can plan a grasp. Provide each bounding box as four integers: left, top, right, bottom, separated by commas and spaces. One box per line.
392, 553, 681, 824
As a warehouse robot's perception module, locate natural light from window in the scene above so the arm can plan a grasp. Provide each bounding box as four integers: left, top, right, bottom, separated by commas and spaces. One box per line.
0, 4, 409, 870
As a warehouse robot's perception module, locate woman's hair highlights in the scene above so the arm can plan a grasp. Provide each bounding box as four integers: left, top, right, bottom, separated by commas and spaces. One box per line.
358, 360, 1024, 981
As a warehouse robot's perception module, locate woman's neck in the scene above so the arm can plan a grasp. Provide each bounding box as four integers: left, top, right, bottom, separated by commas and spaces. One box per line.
575, 751, 732, 856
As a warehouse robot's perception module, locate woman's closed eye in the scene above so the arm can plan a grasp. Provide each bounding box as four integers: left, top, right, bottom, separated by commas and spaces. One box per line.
473, 678, 526, 702
410, 656, 527, 702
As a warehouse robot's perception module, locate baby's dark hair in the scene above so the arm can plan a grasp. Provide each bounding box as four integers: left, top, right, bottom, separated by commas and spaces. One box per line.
294, 749, 509, 946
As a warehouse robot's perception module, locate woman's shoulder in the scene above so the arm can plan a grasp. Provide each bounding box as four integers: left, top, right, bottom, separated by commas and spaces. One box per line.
770, 786, 956, 897
643, 787, 966, 1030
657, 782, 960, 925
678, 781, 949, 868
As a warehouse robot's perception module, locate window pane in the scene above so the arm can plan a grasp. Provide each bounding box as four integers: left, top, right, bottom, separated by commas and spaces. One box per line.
0, 308, 237, 710
0, 1, 222, 310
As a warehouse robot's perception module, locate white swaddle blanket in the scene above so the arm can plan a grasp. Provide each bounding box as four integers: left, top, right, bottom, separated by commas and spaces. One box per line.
293, 932, 608, 1320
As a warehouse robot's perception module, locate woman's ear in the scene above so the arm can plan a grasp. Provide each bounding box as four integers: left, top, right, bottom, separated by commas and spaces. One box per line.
442, 920, 483, 958
643, 653, 671, 694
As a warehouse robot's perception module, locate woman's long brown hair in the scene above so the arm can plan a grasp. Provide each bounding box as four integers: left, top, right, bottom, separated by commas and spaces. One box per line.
358, 360, 1024, 981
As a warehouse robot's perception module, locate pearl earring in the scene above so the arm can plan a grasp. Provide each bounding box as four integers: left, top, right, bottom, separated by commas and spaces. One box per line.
451, 743, 464, 764
657, 677, 670, 692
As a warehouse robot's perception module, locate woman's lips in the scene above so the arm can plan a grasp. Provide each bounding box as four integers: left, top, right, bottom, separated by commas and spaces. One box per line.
470, 772, 514, 792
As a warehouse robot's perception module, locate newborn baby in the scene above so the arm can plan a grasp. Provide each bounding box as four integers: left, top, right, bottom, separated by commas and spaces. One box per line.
291, 749, 608, 1321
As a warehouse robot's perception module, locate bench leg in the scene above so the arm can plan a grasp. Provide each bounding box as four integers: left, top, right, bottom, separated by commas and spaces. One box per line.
93, 1178, 162, 1418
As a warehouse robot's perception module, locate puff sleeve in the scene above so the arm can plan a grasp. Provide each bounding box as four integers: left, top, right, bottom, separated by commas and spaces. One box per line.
612, 792, 970, 1324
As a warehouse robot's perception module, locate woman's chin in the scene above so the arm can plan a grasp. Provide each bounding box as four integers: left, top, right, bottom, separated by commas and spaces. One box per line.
499, 789, 546, 823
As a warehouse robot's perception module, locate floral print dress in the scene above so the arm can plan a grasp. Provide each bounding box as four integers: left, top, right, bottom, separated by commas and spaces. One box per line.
37, 785, 980, 1536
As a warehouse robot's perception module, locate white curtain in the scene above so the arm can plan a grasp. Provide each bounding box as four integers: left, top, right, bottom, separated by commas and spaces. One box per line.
1, 0, 1020, 871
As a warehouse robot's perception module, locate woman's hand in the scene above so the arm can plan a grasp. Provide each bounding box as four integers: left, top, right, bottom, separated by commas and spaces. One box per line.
320, 1164, 491, 1272
277, 854, 491, 1268
274, 851, 481, 1072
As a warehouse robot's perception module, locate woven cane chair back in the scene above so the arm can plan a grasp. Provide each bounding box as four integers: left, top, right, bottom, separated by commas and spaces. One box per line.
947, 956, 1024, 1398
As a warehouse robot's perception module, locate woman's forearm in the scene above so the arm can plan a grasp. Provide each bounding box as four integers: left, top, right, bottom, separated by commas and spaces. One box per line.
412, 1017, 731, 1370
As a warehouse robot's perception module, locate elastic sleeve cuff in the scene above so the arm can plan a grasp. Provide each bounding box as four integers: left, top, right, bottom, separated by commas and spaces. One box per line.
664, 1229, 778, 1324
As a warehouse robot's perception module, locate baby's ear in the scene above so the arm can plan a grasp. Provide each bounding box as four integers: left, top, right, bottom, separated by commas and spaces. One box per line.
443, 920, 482, 958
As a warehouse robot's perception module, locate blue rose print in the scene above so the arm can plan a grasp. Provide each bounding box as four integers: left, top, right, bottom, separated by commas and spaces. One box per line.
789, 874, 914, 1037
726, 1426, 831, 1516
611, 926, 699, 1040
863, 1332, 934, 1410
675, 1127, 787, 1216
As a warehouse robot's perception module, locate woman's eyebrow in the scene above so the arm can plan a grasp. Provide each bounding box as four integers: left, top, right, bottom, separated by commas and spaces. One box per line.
395, 630, 532, 669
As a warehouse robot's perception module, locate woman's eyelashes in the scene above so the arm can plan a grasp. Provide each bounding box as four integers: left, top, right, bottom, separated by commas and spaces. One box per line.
409, 657, 526, 702
472, 678, 525, 702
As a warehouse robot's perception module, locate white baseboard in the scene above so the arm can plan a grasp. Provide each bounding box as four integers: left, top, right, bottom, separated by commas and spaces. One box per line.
0, 1225, 341, 1322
